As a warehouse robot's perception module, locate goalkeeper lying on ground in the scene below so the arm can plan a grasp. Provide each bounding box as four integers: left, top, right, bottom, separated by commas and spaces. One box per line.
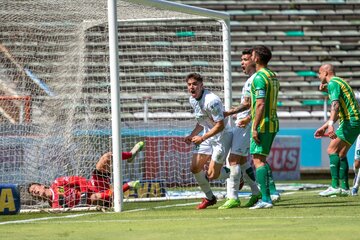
28, 141, 144, 208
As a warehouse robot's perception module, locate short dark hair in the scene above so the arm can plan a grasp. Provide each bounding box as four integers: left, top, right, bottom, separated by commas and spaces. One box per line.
186, 73, 203, 82
242, 48, 253, 55
27, 182, 44, 194
252, 45, 272, 65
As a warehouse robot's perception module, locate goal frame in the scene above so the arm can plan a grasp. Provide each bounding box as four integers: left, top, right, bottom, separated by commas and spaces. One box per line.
108, 0, 232, 212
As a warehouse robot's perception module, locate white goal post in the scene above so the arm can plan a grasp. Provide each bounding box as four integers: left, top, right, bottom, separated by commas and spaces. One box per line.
111, 0, 232, 212
0, 0, 232, 213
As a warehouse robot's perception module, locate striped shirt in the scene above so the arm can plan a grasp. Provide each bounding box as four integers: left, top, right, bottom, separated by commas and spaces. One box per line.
250, 68, 280, 133
328, 76, 360, 124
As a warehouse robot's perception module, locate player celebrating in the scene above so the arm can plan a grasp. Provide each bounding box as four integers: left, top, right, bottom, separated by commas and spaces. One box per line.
218, 49, 261, 209
224, 46, 280, 209
184, 73, 232, 209
28, 141, 144, 208
315, 64, 360, 197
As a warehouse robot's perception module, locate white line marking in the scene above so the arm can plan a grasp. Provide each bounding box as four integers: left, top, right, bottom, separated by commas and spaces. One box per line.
4, 215, 360, 225
0, 212, 97, 225
0, 202, 200, 225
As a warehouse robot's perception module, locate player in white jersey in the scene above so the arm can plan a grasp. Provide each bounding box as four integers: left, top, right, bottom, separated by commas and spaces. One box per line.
224, 49, 281, 208
351, 91, 360, 196
218, 49, 261, 209
184, 73, 233, 209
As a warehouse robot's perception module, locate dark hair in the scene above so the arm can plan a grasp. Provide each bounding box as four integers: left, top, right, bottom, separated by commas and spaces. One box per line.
186, 73, 203, 82
252, 45, 272, 65
27, 182, 44, 194
242, 48, 253, 55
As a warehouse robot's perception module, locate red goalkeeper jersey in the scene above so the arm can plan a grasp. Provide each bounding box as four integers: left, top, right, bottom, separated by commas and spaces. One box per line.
49, 176, 88, 208
49, 172, 111, 208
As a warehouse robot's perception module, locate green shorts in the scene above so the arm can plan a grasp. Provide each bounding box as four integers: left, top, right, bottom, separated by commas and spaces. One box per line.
250, 132, 277, 156
336, 120, 360, 145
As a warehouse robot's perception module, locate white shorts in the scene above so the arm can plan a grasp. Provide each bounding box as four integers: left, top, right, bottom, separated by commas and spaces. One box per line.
193, 131, 232, 164
355, 134, 360, 160
230, 123, 251, 156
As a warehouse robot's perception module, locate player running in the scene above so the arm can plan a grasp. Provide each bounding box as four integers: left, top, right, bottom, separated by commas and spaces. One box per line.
184, 73, 232, 209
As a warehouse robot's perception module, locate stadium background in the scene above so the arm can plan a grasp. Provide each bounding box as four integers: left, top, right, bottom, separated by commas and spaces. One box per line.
0, 0, 360, 208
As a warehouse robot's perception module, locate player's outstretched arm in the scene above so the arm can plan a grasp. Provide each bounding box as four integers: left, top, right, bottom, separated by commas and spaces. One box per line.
224, 102, 250, 118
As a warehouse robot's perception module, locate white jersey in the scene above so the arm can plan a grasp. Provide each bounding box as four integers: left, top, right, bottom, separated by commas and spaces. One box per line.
355, 91, 360, 104
236, 73, 256, 121
189, 89, 230, 141
355, 135, 360, 160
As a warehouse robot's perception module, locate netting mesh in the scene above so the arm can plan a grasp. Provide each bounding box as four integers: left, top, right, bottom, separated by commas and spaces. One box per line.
0, 0, 226, 209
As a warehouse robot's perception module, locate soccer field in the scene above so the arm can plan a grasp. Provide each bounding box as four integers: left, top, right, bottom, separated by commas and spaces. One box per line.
1, 183, 360, 240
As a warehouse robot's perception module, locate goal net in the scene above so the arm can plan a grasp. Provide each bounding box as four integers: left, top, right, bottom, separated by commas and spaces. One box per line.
0, 0, 231, 212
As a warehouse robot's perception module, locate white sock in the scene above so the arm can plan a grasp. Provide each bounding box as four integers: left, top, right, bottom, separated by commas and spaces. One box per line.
194, 171, 213, 199
214, 166, 230, 180
226, 165, 241, 199
241, 162, 260, 195
354, 167, 360, 189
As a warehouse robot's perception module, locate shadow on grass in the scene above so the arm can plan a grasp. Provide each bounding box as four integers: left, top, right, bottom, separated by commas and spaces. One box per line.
278, 198, 360, 208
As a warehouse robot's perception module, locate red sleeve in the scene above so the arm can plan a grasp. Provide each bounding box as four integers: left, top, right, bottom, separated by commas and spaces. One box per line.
53, 176, 88, 193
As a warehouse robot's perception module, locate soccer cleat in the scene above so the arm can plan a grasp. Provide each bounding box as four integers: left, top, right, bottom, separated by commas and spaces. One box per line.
218, 198, 241, 209
249, 200, 273, 209
128, 180, 141, 189
351, 187, 358, 196
339, 189, 350, 197
196, 196, 217, 209
270, 192, 281, 203
244, 193, 262, 207
128, 141, 145, 163
319, 186, 341, 197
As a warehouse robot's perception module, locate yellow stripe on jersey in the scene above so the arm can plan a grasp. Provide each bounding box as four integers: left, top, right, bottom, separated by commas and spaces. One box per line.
332, 78, 360, 121
258, 68, 278, 133
257, 71, 268, 132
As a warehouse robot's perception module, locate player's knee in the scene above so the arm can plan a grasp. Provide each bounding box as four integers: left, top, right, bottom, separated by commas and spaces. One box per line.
327, 146, 336, 155
207, 170, 218, 180
207, 173, 217, 180
190, 165, 201, 174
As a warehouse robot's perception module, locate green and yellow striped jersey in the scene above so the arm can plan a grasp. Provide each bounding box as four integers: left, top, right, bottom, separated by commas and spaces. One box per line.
328, 76, 360, 123
251, 68, 280, 133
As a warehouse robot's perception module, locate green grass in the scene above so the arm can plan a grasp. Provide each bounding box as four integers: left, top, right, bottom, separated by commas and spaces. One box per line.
2, 185, 360, 240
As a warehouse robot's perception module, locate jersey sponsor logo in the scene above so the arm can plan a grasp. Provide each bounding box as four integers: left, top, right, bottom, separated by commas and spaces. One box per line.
256, 89, 265, 97
57, 186, 65, 194
209, 101, 220, 115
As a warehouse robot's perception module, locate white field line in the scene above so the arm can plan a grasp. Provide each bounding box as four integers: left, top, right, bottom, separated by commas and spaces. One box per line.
0, 212, 97, 225
0, 191, 310, 225
3, 215, 360, 226
0, 202, 199, 225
